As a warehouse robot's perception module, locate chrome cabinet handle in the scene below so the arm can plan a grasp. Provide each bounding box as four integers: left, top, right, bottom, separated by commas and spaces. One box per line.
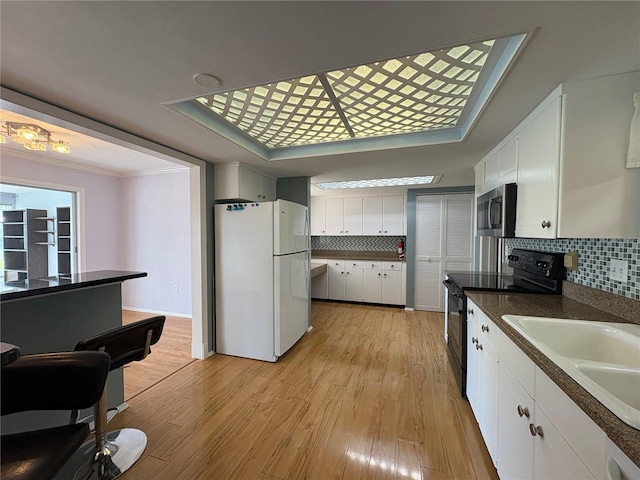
481, 324, 489, 332
471, 337, 478, 344
468, 308, 474, 315
378, 273, 381, 277
476, 343, 483, 350
345, 230, 349, 233
517, 405, 530, 418
384, 230, 388, 233
378, 230, 382, 234
529, 424, 544, 437
541, 220, 551, 229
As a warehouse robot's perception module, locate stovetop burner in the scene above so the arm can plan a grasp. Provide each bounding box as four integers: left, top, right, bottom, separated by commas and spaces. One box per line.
446, 249, 567, 295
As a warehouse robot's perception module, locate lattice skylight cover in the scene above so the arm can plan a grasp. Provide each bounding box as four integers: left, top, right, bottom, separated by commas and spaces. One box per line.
196, 39, 495, 149
317, 175, 440, 189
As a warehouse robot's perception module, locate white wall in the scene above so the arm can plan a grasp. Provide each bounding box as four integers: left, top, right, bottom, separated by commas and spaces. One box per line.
1, 154, 192, 315
1, 154, 121, 271
119, 172, 192, 316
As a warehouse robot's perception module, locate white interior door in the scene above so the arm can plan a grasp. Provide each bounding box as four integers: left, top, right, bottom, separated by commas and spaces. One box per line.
414, 194, 473, 311
415, 195, 444, 311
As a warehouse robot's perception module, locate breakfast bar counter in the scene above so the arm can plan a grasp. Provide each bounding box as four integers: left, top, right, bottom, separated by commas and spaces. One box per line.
1, 270, 146, 433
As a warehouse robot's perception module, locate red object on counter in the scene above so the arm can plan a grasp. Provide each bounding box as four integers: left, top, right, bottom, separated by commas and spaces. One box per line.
397, 239, 405, 258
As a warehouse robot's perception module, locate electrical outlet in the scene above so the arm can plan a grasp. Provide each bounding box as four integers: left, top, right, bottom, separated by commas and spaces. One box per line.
173, 284, 179, 293
564, 252, 579, 271
609, 259, 628, 283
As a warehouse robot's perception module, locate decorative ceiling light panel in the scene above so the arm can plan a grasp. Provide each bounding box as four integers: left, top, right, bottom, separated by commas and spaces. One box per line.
168, 33, 529, 160
316, 175, 441, 189
325, 40, 494, 138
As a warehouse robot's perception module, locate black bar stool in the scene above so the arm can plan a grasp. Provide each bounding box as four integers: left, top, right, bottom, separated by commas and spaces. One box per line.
68, 316, 165, 480
1, 351, 111, 480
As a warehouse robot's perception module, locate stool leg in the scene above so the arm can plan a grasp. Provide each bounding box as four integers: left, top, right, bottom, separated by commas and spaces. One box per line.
55, 384, 147, 480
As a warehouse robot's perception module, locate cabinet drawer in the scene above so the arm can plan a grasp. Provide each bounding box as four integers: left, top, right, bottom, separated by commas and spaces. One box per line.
382, 261, 403, 271
535, 369, 605, 479
498, 328, 536, 398
363, 261, 382, 271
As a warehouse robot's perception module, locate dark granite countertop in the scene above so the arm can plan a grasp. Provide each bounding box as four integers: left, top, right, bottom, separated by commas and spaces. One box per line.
312, 250, 405, 262
0, 270, 147, 302
466, 291, 640, 467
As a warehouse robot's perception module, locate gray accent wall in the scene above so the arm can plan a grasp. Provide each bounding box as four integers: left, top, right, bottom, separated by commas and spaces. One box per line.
405, 186, 475, 309
276, 176, 310, 207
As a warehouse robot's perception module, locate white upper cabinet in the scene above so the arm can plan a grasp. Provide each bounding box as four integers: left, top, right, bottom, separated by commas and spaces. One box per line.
215, 162, 277, 202
310, 197, 326, 235
476, 70, 640, 238
516, 96, 562, 238
324, 198, 345, 235
343, 197, 363, 235
382, 195, 405, 235
313, 194, 406, 236
362, 195, 405, 235
362, 196, 383, 234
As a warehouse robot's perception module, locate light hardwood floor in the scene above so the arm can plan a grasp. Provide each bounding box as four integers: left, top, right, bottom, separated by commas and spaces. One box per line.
122, 310, 194, 400
115, 302, 497, 480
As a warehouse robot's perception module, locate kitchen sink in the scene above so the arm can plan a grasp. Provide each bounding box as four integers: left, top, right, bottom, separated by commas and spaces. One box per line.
502, 315, 640, 429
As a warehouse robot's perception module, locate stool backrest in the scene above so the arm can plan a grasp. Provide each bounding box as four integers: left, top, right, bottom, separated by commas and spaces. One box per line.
74, 316, 165, 370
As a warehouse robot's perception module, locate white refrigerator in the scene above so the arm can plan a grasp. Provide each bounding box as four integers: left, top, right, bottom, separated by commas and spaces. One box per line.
214, 199, 311, 362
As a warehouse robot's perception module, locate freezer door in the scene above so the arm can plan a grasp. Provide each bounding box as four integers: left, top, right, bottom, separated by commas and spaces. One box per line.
274, 199, 310, 255
274, 251, 310, 357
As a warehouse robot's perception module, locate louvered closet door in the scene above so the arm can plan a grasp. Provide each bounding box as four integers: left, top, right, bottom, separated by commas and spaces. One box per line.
415, 196, 444, 311
444, 195, 474, 274
414, 194, 473, 311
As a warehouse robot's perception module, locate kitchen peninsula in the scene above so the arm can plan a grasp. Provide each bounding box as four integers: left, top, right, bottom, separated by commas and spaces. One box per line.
1, 270, 146, 432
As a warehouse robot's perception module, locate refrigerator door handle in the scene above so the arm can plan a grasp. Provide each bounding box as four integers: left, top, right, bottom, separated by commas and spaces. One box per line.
305, 251, 310, 292
304, 210, 311, 250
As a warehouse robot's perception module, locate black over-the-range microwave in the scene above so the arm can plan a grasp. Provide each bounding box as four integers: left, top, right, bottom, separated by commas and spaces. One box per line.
476, 183, 517, 237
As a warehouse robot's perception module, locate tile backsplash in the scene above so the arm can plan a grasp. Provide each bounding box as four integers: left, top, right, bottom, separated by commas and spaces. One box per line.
504, 238, 639, 300
311, 236, 405, 252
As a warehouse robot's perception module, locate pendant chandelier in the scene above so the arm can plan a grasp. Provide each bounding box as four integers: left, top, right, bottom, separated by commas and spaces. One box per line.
1, 122, 70, 153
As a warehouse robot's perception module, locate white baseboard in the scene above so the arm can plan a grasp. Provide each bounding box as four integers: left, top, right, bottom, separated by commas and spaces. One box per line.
307, 325, 314, 332
122, 306, 192, 318
404, 307, 414, 311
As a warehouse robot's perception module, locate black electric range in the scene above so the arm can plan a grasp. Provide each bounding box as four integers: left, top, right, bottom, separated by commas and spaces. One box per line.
443, 249, 566, 397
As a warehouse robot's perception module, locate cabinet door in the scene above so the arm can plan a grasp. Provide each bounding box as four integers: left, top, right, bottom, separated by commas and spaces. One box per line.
474, 161, 486, 196
497, 361, 535, 480
533, 405, 595, 480
239, 167, 262, 202
499, 136, 518, 184
345, 264, 363, 302
327, 260, 346, 300
310, 198, 326, 235
484, 150, 500, 192
516, 97, 562, 238
362, 196, 383, 235
260, 176, 277, 201
381, 270, 402, 305
382, 195, 404, 235
478, 341, 499, 463
343, 197, 363, 235
325, 198, 344, 235
363, 267, 382, 303
466, 305, 480, 415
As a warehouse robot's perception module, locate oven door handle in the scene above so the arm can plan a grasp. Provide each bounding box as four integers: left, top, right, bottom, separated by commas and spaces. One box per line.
443, 280, 464, 298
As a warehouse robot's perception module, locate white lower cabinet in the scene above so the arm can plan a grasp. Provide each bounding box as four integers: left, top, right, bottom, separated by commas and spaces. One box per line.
466, 303, 499, 462
327, 260, 346, 300
363, 261, 383, 303
345, 261, 363, 302
466, 299, 622, 480
323, 258, 404, 305
497, 359, 535, 480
